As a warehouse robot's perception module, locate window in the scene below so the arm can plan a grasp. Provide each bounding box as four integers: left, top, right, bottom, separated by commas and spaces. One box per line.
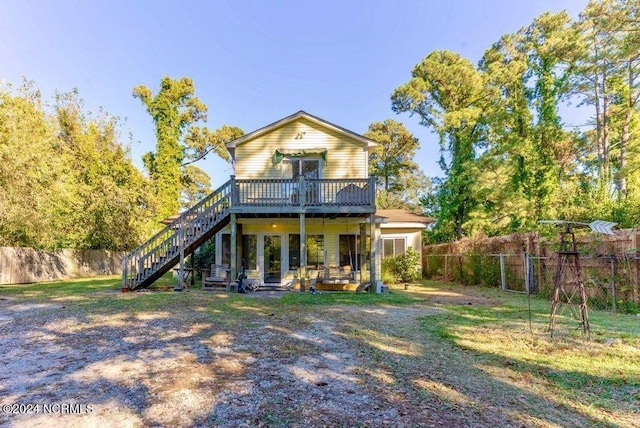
242, 235, 257, 270
289, 234, 300, 269
382, 238, 406, 258
289, 234, 325, 267
307, 235, 324, 267
339, 235, 361, 270
222, 234, 258, 270
221, 234, 231, 266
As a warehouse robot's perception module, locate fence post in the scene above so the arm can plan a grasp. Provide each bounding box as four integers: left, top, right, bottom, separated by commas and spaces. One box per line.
634, 229, 639, 303
444, 254, 449, 280
500, 253, 507, 291
121, 257, 127, 290
610, 257, 617, 314
534, 232, 543, 292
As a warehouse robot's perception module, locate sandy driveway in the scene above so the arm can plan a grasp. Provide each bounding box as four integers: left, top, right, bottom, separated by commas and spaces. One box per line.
1, 286, 595, 427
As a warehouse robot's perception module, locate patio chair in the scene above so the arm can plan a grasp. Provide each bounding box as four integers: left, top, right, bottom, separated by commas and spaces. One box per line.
202, 264, 230, 289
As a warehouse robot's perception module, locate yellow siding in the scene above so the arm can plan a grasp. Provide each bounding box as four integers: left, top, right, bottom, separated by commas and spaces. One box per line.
217, 218, 366, 282
234, 117, 368, 180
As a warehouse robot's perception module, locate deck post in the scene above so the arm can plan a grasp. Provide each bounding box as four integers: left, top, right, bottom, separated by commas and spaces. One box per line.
369, 213, 377, 293
230, 213, 237, 280
230, 175, 237, 205
375, 222, 381, 287
368, 174, 376, 205
121, 256, 127, 289
300, 213, 306, 292
298, 175, 306, 207
175, 227, 185, 292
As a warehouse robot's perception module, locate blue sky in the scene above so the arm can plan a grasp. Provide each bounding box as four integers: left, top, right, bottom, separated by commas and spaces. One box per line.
1, 0, 589, 186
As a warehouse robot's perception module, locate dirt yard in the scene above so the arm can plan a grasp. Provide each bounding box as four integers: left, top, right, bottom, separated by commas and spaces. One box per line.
0, 284, 631, 427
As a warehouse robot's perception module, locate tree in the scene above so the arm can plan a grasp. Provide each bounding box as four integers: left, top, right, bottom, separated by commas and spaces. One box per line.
54, 90, 156, 249
477, 12, 580, 230
365, 119, 419, 191
0, 81, 62, 247
133, 77, 207, 220
0, 81, 155, 250
365, 119, 429, 210
133, 76, 243, 219
391, 50, 491, 239
180, 165, 211, 209
519, 11, 579, 220
575, 0, 640, 200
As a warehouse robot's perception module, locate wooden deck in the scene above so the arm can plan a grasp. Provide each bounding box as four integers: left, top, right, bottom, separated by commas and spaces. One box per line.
123, 176, 376, 290
231, 176, 375, 215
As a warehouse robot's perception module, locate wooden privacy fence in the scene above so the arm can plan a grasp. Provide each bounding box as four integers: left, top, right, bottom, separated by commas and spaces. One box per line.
0, 247, 126, 285
423, 229, 640, 305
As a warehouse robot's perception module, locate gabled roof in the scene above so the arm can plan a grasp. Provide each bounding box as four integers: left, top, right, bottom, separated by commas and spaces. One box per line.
376, 209, 435, 228
226, 110, 377, 150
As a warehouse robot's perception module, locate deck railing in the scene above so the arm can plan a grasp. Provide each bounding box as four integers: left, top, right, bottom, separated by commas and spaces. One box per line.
234, 176, 375, 207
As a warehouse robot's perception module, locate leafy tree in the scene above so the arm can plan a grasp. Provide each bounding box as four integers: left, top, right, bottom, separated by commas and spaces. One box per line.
0, 81, 62, 247
393, 3, 640, 243
574, 0, 640, 200
133, 76, 243, 219
517, 11, 579, 220
392, 51, 491, 239
180, 164, 211, 209
365, 119, 429, 210
133, 77, 207, 220
478, 12, 580, 230
54, 90, 156, 249
365, 119, 419, 190
0, 81, 155, 250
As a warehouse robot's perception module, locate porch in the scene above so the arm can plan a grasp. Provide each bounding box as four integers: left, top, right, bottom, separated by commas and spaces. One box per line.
220, 213, 382, 292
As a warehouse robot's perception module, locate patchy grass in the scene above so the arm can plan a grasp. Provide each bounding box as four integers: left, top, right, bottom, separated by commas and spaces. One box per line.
0, 276, 122, 298
280, 290, 425, 306
1, 277, 638, 427
416, 283, 640, 426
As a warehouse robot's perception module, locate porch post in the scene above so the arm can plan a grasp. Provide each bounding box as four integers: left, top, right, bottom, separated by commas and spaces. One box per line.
300, 213, 306, 292
374, 222, 381, 287
359, 222, 366, 283
175, 227, 185, 292
369, 213, 377, 293
230, 213, 237, 280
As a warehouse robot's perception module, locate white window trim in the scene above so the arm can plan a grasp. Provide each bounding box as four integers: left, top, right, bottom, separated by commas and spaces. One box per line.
381, 235, 407, 258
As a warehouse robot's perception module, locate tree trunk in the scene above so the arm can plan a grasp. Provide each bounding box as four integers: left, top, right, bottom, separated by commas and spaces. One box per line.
618, 60, 638, 200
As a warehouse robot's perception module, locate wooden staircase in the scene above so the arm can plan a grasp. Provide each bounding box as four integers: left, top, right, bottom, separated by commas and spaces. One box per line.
122, 180, 233, 290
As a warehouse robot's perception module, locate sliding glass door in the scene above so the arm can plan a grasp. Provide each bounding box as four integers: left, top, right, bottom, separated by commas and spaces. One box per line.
263, 235, 282, 283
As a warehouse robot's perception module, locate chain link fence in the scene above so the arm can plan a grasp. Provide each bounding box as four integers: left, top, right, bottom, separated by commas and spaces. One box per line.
423, 230, 640, 313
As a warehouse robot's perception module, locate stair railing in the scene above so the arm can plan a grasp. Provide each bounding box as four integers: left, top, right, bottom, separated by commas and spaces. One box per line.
122, 179, 233, 289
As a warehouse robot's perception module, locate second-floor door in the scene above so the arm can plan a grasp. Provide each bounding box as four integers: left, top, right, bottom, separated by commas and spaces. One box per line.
286, 158, 321, 205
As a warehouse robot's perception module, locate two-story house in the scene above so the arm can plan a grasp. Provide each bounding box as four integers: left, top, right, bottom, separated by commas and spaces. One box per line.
122, 111, 431, 291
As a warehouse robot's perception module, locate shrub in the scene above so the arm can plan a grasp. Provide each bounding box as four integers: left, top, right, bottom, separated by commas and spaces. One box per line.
192, 240, 216, 272
382, 247, 422, 283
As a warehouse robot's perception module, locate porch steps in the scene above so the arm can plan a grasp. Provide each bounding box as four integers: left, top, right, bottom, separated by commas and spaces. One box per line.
122, 180, 233, 290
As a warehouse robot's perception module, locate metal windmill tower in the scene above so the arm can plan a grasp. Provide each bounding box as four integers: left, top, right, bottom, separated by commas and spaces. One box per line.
539, 220, 617, 340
